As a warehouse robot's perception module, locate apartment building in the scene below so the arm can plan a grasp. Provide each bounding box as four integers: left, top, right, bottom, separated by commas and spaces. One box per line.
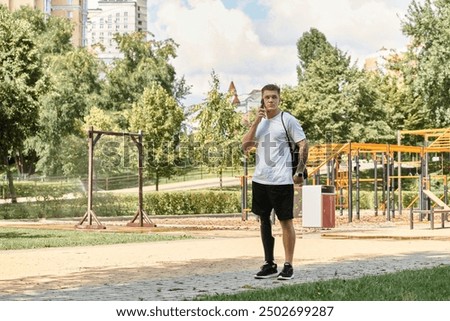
0, 0, 87, 47
86, 0, 147, 64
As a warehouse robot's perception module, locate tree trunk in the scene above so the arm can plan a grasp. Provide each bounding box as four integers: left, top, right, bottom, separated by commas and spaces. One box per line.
14, 150, 24, 177
155, 171, 159, 192
4, 158, 17, 203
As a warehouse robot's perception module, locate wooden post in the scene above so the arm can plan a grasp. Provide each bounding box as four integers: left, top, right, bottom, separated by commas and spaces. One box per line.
77, 128, 154, 228
76, 127, 105, 229
127, 131, 155, 227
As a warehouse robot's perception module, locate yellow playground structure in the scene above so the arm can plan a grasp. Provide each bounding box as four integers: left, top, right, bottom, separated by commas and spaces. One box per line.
305, 128, 450, 224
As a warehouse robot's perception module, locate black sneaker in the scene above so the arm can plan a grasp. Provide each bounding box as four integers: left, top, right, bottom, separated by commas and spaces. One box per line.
254, 262, 278, 279
277, 263, 294, 280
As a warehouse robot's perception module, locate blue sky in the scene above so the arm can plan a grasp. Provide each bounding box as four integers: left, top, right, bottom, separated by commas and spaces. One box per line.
89, 0, 414, 106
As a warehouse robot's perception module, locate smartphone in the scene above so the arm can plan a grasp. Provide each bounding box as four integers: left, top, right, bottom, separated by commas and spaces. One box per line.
260, 99, 267, 118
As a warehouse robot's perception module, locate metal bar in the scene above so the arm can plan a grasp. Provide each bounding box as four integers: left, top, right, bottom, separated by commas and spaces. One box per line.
410, 207, 414, 230
386, 150, 391, 221
355, 149, 360, 220
138, 132, 144, 227
348, 142, 353, 223
398, 131, 403, 215
430, 206, 434, 230
373, 154, 378, 216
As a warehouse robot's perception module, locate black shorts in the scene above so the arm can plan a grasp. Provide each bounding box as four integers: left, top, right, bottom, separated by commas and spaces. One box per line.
251, 181, 294, 221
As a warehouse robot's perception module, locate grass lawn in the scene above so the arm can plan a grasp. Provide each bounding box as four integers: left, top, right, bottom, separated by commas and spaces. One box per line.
196, 264, 450, 301
0, 227, 191, 250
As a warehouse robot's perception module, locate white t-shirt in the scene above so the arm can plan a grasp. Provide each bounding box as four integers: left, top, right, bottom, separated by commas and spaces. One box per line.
252, 111, 306, 185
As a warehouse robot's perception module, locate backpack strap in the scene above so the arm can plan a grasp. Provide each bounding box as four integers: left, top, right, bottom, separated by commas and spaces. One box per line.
280, 111, 295, 153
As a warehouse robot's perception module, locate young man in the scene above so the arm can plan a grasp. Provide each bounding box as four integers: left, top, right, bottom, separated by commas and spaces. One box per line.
242, 84, 308, 280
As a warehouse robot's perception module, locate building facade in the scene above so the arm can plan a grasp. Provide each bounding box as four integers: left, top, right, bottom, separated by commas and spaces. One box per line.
0, 0, 86, 47
86, 0, 147, 64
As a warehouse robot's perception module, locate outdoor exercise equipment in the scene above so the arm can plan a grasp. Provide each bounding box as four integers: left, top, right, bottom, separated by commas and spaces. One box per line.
76, 127, 155, 229
241, 128, 450, 226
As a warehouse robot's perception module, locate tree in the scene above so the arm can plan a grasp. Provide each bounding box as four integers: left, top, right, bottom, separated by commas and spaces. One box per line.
102, 32, 190, 112
401, 0, 450, 128
194, 71, 243, 187
127, 83, 184, 191
31, 48, 102, 176
11, 6, 73, 55
296, 28, 334, 82
0, 7, 43, 201
289, 29, 392, 144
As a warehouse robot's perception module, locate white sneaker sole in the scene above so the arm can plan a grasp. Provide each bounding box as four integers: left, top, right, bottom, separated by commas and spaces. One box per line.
254, 272, 278, 279
277, 274, 294, 280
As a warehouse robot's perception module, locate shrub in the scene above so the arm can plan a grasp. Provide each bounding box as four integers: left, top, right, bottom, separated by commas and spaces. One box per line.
0, 190, 242, 219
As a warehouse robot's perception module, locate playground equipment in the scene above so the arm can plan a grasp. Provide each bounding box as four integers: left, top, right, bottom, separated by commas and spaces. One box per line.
77, 127, 155, 229
241, 128, 450, 226
305, 128, 450, 224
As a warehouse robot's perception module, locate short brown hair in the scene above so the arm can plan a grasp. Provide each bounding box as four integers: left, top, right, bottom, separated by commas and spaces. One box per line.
261, 84, 280, 95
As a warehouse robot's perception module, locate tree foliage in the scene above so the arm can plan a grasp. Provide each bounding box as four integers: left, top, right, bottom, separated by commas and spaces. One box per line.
0, 6, 42, 162
296, 28, 334, 82
401, 0, 450, 128
193, 71, 243, 185
288, 29, 392, 144
32, 47, 102, 176
127, 83, 184, 190
102, 32, 190, 112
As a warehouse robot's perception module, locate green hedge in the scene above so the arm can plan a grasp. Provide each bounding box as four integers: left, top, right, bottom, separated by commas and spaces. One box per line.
1, 181, 80, 198
0, 191, 242, 220
144, 191, 242, 215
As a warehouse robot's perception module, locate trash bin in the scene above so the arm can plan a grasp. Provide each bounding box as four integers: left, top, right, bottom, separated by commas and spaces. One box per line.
302, 185, 335, 228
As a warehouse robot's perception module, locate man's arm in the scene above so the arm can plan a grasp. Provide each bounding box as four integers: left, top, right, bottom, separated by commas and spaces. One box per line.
242, 109, 265, 153
293, 139, 309, 184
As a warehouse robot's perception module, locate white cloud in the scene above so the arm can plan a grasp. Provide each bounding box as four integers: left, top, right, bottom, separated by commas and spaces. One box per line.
91, 0, 412, 106
259, 0, 410, 64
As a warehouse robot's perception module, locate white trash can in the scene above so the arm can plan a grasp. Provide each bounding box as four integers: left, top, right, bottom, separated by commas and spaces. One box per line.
302, 185, 335, 228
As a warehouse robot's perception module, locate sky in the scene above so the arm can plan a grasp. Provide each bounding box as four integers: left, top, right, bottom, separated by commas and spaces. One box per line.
88, 0, 414, 106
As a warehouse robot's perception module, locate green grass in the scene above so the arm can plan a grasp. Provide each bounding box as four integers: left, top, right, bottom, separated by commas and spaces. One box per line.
0, 227, 192, 250
196, 265, 450, 301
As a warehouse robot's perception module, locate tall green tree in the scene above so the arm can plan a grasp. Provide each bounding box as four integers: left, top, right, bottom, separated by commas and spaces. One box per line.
127, 83, 184, 191
289, 29, 392, 144
102, 32, 190, 113
296, 28, 334, 82
194, 71, 243, 187
31, 47, 102, 176
0, 6, 43, 201
401, 0, 450, 128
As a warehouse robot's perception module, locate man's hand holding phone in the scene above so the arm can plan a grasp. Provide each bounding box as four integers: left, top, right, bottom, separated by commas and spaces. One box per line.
258, 99, 267, 119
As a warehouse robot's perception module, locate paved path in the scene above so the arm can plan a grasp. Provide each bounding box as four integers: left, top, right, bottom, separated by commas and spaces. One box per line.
1, 223, 449, 301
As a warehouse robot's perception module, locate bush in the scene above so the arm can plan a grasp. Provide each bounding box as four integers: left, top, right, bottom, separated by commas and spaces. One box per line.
144, 191, 241, 215
0, 190, 242, 220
